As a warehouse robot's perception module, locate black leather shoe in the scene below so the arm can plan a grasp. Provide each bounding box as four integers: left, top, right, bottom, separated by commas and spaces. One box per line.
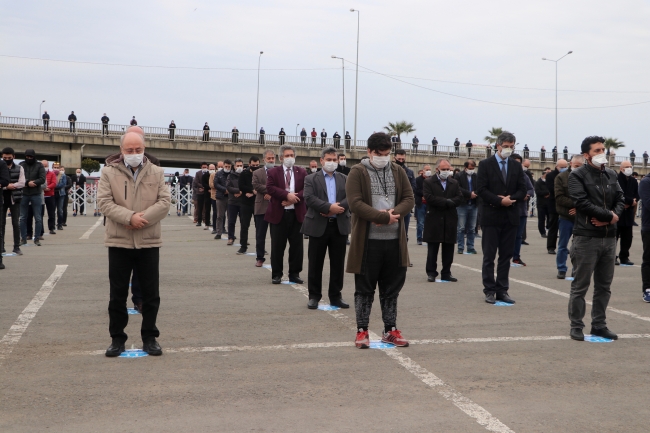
330, 298, 349, 309
289, 274, 304, 284
521, 241, 530, 245
485, 293, 496, 304
105, 341, 125, 357
49, 230, 56, 235
548, 249, 556, 255
541, 233, 547, 238
620, 260, 635, 266
441, 275, 458, 282
557, 271, 566, 279
272, 276, 282, 284
142, 338, 163, 356
0, 262, 5, 270
570, 328, 584, 341
427, 274, 436, 282
496, 293, 516, 304
236, 248, 247, 255
590, 327, 618, 340
307, 299, 319, 309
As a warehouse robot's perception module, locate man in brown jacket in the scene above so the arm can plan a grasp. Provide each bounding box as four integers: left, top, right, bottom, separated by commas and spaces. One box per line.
97, 132, 171, 357
252, 149, 275, 267
555, 155, 583, 279
346, 132, 414, 349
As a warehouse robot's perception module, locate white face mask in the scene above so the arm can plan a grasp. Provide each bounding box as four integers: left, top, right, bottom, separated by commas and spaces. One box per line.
235, 167, 243, 174
202, 169, 207, 173
265, 162, 274, 169
522, 166, 528, 172
323, 161, 338, 173
283, 157, 295, 168
371, 155, 390, 168
592, 153, 608, 166
339, 159, 347, 167
438, 170, 451, 179
424, 170, 432, 177
624, 167, 633, 176
500, 147, 513, 158
310, 168, 317, 173
124, 153, 144, 167
217, 167, 223, 171
465, 169, 475, 175
223, 168, 231, 174
209, 170, 215, 174
76, 172, 81, 176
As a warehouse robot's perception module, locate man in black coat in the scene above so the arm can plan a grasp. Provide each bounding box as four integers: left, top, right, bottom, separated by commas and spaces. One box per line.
423, 159, 464, 282
68, 111, 77, 133
42, 111, 50, 131
70, 168, 86, 216
534, 167, 551, 236
476, 131, 527, 304
169, 121, 176, 141
101, 113, 110, 136
455, 159, 479, 254
178, 169, 192, 215
545, 159, 567, 254
616, 160, 639, 265
414, 165, 432, 244
336, 154, 350, 175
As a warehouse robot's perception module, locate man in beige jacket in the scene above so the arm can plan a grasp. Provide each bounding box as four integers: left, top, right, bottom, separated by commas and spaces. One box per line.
97, 132, 171, 357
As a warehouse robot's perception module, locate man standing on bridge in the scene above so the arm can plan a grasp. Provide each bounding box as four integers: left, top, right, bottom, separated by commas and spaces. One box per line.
98, 131, 171, 357
68, 111, 77, 133
101, 113, 110, 136
42, 111, 50, 131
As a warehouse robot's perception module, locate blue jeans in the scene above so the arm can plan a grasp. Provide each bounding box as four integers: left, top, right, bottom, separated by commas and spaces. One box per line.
20, 195, 43, 241
456, 203, 477, 251
512, 216, 527, 260
415, 203, 426, 241
55, 193, 66, 227
557, 218, 574, 272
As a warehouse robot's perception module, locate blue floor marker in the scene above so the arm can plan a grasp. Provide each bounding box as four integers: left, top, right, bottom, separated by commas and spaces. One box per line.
1, 252, 17, 257
127, 308, 140, 315
584, 335, 613, 343
119, 349, 148, 358
434, 279, 451, 283
262, 265, 272, 269
369, 341, 395, 349
511, 263, 524, 268
565, 277, 575, 281
233, 243, 241, 247
245, 252, 256, 257
281, 281, 296, 285
619, 264, 634, 267
317, 304, 340, 311
494, 301, 514, 306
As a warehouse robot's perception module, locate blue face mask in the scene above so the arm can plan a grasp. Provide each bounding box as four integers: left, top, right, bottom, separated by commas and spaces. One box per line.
559, 167, 568, 173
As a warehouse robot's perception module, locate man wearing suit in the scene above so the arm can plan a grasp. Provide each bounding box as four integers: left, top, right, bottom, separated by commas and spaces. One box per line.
476, 131, 527, 304
70, 168, 87, 216
252, 150, 275, 267
455, 159, 478, 254
302, 147, 351, 309
423, 158, 464, 282
265, 144, 307, 284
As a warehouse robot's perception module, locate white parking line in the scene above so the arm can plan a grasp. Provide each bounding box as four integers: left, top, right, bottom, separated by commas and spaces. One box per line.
0, 265, 68, 363
263, 268, 514, 433
79, 217, 103, 240
452, 263, 650, 323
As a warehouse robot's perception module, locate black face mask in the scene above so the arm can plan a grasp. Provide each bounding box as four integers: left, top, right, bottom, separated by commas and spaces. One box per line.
3, 158, 13, 166
250, 166, 260, 171
25, 158, 35, 165
395, 160, 404, 166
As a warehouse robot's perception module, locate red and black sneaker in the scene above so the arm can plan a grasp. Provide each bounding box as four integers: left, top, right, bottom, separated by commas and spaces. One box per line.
355, 329, 370, 349
381, 328, 409, 347
512, 258, 526, 266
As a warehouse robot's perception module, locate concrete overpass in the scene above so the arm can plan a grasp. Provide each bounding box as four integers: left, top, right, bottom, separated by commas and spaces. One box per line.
1, 115, 646, 178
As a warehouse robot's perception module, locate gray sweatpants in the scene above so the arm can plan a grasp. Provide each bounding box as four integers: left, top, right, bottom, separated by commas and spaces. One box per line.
568, 235, 616, 330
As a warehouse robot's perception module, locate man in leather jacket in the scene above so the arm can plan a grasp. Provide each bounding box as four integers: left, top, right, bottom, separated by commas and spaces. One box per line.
567, 136, 624, 342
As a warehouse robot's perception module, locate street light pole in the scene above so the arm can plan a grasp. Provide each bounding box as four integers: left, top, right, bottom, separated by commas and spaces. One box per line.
255, 51, 264, 136
296, 123, 299, 137
542, 51, 572, 149
331, 56, 346, 142
39, 100, 45, 118
350, 9, 360, 149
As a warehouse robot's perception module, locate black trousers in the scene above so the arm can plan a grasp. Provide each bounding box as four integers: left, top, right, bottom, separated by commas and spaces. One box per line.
616, 226, 634, 262
131, 267, 142, 304
537, 205, 549, 235
269, 210, 303, 279
196, 193, 210, 225
642, 231, 650, 291
211, 199, 217, 230
425, 242, 455, 278
481, 222, 517, 295
254, 214, 269, 262
102, 124, 109, 135
69, 122, 75, 132
239, 205, 254, 250
63, 193, 69, 224
108, 247, 160, 342
44, 196, 56, 231
547, 210, 559, 250
74, 187, 85, 215
43, 120, 49, 131
307, 221, 347, 301
227, 204, 241, 241
354, 239, 406, 330
2, 200, 20, 249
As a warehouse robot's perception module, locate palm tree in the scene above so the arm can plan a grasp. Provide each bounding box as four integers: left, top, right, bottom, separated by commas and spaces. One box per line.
383, 121, 416, 142
483, 127, 503, 144
604, 137, 625, 153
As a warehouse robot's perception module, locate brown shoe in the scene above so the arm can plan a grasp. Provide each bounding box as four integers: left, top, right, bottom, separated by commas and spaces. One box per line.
255, 260, 264, 267
227, 239, 234, 246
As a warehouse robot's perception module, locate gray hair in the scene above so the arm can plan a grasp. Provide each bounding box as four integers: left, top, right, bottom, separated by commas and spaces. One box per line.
571, 154, 585, 164
279, 144, 296, 157
435, 158, 451, 168
262, 149, 275, 159
120, 132, 145, 148
496, 131, 516, 146
321, 146, 338, 159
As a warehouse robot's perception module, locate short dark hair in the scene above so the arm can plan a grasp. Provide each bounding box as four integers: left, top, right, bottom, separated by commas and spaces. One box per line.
223, 159, 233, 166
464, 159, 476, 168
496, 131, 516, 145
633, 172, 639, 177
200, 161, 208, 167
544, 167, 551, 171
249, 156, 260, 163
338, 153, 346, 159
1, 147, 15, 155
394, 149, 407, 156
367, 132, 392, 152
234, 158, 243, 164
511, 153, 522, 162
580, 136, 606, 154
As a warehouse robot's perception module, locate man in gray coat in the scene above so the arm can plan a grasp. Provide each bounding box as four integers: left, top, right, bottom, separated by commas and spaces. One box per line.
301, 147, 350, 309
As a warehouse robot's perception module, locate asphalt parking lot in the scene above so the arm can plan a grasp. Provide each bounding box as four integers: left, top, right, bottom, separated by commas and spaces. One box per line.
1, 212, 649, 432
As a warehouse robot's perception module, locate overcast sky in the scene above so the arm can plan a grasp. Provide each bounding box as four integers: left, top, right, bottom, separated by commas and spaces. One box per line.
2, 0, 650, 155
